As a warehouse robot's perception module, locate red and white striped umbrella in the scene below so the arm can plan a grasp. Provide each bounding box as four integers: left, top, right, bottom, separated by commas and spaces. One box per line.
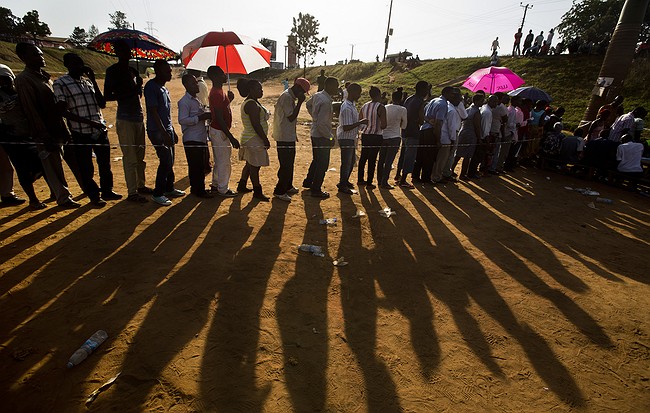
181, 31, 271, 74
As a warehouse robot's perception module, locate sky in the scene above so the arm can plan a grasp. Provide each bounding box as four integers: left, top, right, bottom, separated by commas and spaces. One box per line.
4, 0, 576, 64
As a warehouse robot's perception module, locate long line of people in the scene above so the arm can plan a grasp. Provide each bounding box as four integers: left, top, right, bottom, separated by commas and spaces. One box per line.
1, 42, 648, 210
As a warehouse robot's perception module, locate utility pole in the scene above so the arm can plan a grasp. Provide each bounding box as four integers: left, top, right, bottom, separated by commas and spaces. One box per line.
383, 0, 394, 61
583, 0, 650, 123
519, 2, 533, 31
350, 44, 355, 61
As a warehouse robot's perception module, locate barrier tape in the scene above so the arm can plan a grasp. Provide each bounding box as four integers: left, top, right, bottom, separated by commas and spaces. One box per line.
0, 137, 543, 150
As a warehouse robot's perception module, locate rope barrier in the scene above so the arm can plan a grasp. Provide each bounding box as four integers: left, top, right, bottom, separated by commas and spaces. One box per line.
0, 137, 545, 150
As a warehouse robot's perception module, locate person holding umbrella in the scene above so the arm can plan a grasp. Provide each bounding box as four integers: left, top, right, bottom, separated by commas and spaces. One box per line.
104, 40, 150, 203
238, 79, 271, 201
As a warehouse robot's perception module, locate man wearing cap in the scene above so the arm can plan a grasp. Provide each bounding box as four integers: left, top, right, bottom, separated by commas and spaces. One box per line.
272, 77, 310, 201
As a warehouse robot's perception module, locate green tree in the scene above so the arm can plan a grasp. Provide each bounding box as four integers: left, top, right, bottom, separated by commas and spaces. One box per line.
69, 26, 87, 47
21, 10, 51, 41
558, 0, 650, 43
0, 7, 21, 38
88, 24, 99, 41
108, 11, 129, 30
290, 13, 328, 76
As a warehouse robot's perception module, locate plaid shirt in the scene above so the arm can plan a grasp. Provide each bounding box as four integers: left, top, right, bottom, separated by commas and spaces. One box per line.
53, 74, 103, 134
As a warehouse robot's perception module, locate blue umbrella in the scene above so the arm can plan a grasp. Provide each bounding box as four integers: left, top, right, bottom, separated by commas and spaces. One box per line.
507, 86, 552, 102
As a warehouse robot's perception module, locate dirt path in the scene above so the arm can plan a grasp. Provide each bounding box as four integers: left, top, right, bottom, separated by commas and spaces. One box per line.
1, 79, 648, 413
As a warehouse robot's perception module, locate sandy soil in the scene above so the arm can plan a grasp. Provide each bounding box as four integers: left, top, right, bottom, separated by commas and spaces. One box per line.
0, 77, 649, 413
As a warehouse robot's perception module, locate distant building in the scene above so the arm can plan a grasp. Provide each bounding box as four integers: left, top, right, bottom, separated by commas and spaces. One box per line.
37, 36, 75, 50
287, 35, 298, 69
385, 50, 413, 62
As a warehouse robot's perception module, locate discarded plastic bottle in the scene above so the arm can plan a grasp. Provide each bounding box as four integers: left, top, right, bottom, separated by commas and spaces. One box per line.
319, 218, 337, 225
595, 197, 613, 204
66, 330, 108, 368
298, 244, 324, 257
298, 244, 322, 253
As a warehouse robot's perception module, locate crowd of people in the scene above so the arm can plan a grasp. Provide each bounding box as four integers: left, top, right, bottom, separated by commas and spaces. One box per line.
0, 42, 648, 210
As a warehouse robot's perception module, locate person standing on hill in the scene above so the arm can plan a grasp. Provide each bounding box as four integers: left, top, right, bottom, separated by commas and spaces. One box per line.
206, 65, 240, 197
491, 37, 500, 54
54, 53, 123, 206
513, 28, 522, 56
523, 29, 534, 54
104, 40, 151, 203
534, 31, 545, 49
546, 28, 555, 48
358, 86, 387, 189
14, 42, 79, 208
144, 60, 184, 206
272, 77, 310, 201
336, 83, 367, 195
303, 77, 338, 199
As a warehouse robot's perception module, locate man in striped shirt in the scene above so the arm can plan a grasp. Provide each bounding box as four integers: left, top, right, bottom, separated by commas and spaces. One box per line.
336, 83, 367, 195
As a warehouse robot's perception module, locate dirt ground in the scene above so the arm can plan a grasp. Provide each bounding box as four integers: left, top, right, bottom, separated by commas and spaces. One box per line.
1, 77, 649, 413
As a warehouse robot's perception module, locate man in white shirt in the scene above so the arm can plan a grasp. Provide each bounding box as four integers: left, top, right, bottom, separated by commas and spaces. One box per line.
378, 89, 408, 188
303, 77, 338, 198
178, 74, 212, 198
468, 94, 498, 179
336, 83, 367, 194
504, 96, 525, 171
442, 97, 467, 181
616, 134, 644, 175
272, 78, 310, 201
432, 89, 462, 183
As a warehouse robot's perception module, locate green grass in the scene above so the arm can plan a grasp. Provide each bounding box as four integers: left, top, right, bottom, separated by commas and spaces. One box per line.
275, 55, 650, 131
1, 40, 117, 77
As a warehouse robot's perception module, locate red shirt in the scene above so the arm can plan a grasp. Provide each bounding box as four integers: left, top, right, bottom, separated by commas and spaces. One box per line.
209, 87, 231, 131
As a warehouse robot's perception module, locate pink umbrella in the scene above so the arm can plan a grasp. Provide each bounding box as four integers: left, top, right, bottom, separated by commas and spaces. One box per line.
462, 66, 525, 93
182, 31, 271, 76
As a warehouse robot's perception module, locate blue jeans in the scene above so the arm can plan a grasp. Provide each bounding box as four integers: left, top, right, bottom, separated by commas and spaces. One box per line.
377, 137, 401, 185
338, 138, 356, 185
303, 136, 333, 193
148, 130, 175, 197
400, 136, 419, 175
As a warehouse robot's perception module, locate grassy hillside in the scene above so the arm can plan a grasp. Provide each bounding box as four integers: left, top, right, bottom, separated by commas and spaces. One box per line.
277, 56, 650, 130
0, 40, 116, 77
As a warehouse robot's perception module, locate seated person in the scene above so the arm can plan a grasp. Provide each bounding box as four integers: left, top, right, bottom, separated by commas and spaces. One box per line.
582, 129, 619, 179
559, 128, 585, 165
540, 122, 565, 159
616, 133, 644, 177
